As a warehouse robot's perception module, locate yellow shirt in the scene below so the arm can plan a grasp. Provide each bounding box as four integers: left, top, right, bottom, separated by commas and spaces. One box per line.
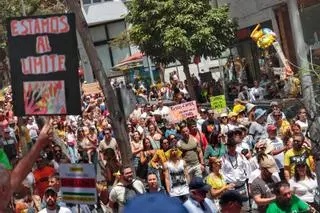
149, 149, 167, 168
206, 173, 226, 190
277, 119, 291, 137
284, 148, 314, 176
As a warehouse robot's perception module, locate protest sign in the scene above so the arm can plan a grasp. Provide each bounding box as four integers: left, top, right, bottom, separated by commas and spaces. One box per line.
210, 95, 227, 113
82, 82, 102, 95
59, 164, 97, 205
169, 101, 198, 123
7, 14, 81, 116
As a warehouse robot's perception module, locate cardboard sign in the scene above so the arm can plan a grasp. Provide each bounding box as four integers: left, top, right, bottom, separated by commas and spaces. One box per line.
210, 95, 227, 113
59, 164, 97, 205
82, 82, 102, 95
7, 14, 81, 116
169, 101, 198, 123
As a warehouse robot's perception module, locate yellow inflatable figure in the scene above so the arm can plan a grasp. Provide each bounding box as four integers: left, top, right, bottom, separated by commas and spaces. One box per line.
251, 24, 276, 49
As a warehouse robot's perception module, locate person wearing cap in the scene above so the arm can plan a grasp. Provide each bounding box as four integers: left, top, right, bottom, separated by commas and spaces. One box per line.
226, 112, 239, 133
221, 138, 250, 207
266, 101, 286, 125
219, 112, 229, 136
39, 187, 72, 213
251, 154, 277, 212
266, 181, 310, 213
220, 190, 247, 213
266, 124, 287, 180
289, 159, 319, 209
246, 103, 256, 122
248, 108, 268, 144
284, 134, 314, 181
124, 193, 188, 213
183, 177, 217, 213
201, 110, 220, 142
1, 127, 18, 164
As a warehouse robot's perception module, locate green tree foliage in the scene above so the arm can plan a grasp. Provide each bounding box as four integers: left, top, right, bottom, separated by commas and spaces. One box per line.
126, 0, 237, 99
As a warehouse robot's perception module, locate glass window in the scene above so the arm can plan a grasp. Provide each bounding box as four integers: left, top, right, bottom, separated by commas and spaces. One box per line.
82, 0, 91, 4
93, 0, 102, 3
111, 46, 130, 65
107, 21, 126, 39
89, 26, 107, 42
96, 45, 112, 72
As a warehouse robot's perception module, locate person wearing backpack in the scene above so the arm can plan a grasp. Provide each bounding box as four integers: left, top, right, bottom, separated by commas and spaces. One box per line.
108, 166, 145, 213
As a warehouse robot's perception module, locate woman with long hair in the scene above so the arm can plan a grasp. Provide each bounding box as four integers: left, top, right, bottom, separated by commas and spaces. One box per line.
206, 157, 234, 199
130, 131, 144, 170
137, 137, 156, 180
295, 107, 308, 136
204, 132, 226, 162
147, 123, 162, 150
102, 148, 121, 188
289, 160, 319, 210
163, 146, 189, 201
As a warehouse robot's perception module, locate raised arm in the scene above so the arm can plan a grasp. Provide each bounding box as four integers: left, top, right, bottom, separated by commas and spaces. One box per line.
10, 123, 52, 192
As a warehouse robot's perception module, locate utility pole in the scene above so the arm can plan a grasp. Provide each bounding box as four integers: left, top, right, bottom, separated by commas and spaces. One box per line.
65, 0, 132, 166
287, 0, 316, 114
287, 0, 320, 189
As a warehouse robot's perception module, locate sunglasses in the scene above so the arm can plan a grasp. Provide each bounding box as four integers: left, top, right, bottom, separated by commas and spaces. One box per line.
255, 147, 266, 151
221, 117, 227, 119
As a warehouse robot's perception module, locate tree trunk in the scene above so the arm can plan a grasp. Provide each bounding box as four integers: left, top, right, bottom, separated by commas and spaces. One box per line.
181, 60, 196, 101
66, 0, 132, 166
158, 63, 165, 83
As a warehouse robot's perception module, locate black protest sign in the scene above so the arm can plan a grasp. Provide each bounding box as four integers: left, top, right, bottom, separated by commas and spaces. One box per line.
7, 13, 81, 116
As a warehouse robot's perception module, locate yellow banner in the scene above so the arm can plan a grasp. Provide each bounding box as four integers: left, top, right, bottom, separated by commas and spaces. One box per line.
210, 95, 227, 113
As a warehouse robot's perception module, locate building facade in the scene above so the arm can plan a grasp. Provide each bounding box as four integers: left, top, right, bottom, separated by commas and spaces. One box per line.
80, 0, 132, 83
218, 0, 320, 83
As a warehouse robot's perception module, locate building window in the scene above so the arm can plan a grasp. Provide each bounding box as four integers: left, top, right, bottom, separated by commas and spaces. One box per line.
93, 0, 102, 3
82, 0, 91, 4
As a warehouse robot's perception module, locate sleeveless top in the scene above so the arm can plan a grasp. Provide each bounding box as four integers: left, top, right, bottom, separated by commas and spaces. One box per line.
167, 160, 189, 197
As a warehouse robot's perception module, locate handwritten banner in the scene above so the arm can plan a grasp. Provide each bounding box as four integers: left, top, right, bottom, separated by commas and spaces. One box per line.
169, 101, 198, 123
210, 95, 227, 113
82, 82, 102, 95
7, 13, 81, 116
59, 164, 97, 205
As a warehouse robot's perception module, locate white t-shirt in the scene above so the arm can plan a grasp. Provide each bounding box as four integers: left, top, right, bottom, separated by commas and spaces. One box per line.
267, 137, 284, 169
295, 120, 308, 136
109, 179, 145, 210
289, 177, 318, 203
26, 123, 39, 139
39, 206, 72, 213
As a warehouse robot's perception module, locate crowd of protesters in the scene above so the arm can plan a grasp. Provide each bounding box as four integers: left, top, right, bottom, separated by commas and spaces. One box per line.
0, 71, 319, 213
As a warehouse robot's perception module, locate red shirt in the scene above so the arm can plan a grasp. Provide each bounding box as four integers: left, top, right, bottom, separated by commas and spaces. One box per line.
191, 131, 208, 151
